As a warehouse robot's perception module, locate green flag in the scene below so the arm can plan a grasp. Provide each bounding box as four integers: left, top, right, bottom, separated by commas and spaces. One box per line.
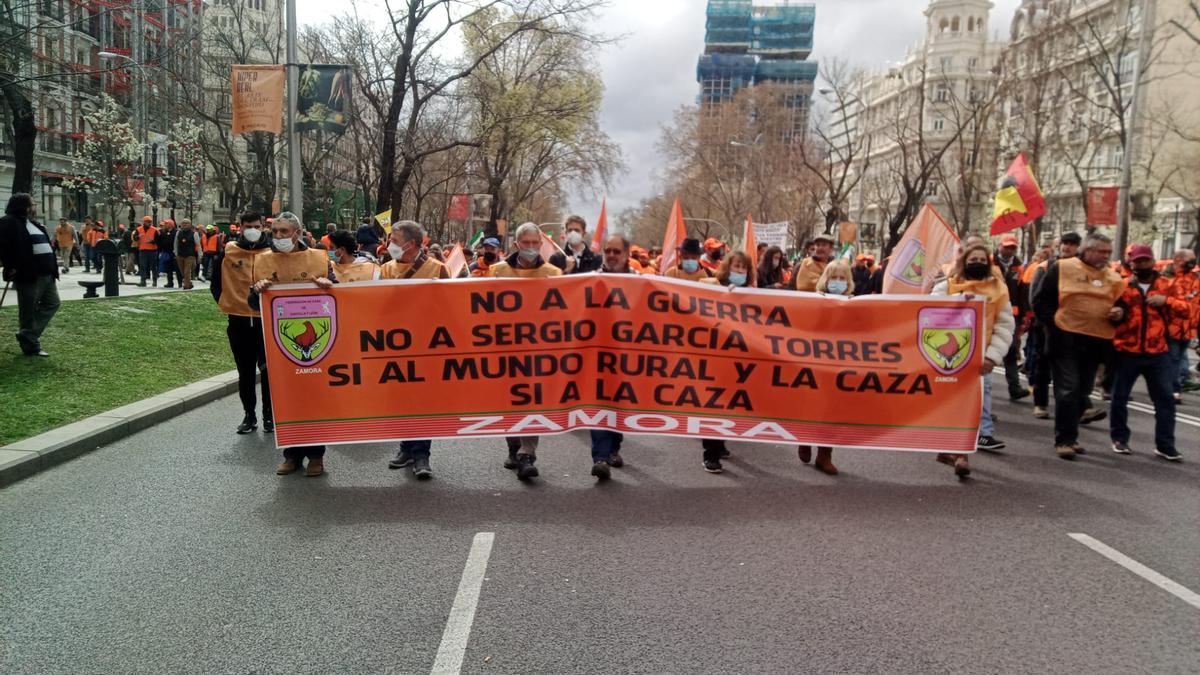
468, 230, 484, 248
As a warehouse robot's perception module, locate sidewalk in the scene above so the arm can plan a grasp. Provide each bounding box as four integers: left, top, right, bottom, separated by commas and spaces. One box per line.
45, 267, 211, 302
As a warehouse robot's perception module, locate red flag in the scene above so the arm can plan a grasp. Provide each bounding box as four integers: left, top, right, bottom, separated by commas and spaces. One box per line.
445, 243, 467, 278
658, 198, 687, 275
743, 214, 758, 286
591, 199, 608, 253
990, 153, 1046, 235
883, 204, 960, 295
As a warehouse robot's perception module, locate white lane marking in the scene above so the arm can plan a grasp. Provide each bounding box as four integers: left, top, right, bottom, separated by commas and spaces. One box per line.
431, 532, 496, 675
1069, 533, 1200, 610
996, 368, 1200, 428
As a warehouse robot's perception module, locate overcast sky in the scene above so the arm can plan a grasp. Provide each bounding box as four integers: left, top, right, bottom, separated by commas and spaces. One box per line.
297, 0, 1024, 221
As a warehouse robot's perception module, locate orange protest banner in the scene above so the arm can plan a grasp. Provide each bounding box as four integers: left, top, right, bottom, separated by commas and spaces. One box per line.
262, 275, 984, 453
231, 65, 284, 135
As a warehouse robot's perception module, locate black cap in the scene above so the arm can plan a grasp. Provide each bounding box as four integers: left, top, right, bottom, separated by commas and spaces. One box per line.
1060, 232, 1082, 245
680, 238, 702, 255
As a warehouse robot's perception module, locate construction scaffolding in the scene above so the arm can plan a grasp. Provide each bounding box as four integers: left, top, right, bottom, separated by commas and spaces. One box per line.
697, 0, 818, 109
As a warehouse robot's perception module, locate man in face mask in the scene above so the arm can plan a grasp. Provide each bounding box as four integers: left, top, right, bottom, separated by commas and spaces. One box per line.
1165, 249, 1199, 399
793, 234, 833, 292
470, 237, 502, 276
549, 215, 600, 274
701, 237, 726, 272
248, 212, 335, 477
665, 237, 711, 282
381, 220, 450, 280
487, 222, 563, 481
1032, 233, 1125, 459
1108, 245, 1188, 461
210, 212, 274, 435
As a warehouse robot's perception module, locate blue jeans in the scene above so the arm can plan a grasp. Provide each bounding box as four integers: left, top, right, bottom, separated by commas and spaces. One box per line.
82, 243, 93, 270
589, 430, 623, 462
980, 374, 994, 437
401, 439, 432, 460
1167, 339, 1192, 392
1109, 352, 1176, 452
138, 249, 158, 283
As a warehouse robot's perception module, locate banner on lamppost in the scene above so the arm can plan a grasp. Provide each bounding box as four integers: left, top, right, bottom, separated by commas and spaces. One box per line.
448, 194, 471, 221
1087, 187, 1119, 226
296, 64, 351, 134
231, 65, 284, 135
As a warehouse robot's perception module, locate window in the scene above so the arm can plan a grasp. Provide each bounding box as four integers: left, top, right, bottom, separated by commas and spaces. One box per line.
968, 57, 979, 70
940, 56, 953, 71
935, 84, 950, 102
932, 118, 946, 131
1118, 53, 1137, 85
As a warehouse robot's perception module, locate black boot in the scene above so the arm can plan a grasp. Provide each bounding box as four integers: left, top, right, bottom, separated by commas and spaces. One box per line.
262, 415, 274, 433
516, 454, 539, 481
236, 413, 257, 434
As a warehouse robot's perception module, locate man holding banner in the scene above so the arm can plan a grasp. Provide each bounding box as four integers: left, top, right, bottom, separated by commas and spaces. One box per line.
249, 212, 336, 477
664, 238, 712, 282
488, 222, 564, 481
381, 221, 451, 280
549, 215, 600, 274
792, 234, 833, 292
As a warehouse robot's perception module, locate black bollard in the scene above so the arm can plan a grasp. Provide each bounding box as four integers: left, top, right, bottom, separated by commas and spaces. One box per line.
96, 239, 120, 297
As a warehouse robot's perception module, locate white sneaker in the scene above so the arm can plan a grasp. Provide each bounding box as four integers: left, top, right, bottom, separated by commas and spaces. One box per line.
1033, 406, 1049, 419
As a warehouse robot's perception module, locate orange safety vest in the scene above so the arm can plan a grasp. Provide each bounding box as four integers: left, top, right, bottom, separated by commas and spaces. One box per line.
793, 258, 827, 292
217, 244, 268, 317
381, 257, 451, 280
253, 248, 329, 285
1055, 257, 1125, 339
488, 260, 563, 278
320, 234, 334, 250
332, 260, 380, 283
948, 274, 1008, 346
664, 265, 712, 283
136, 225, 159, 251
202, 232, 222, 253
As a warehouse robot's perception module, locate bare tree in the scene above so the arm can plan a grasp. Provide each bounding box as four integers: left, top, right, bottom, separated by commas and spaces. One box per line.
797, 59, 872, 233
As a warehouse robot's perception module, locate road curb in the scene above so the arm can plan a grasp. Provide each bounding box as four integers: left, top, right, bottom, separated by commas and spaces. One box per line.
0, 370, 241, 488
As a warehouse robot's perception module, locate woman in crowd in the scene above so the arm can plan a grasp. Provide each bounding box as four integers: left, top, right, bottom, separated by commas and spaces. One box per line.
699, 251, 755, 473
757, 245, 787, 289
932, 243, 1015, 478
328, 230, 380, 282
796, 260, 856, 476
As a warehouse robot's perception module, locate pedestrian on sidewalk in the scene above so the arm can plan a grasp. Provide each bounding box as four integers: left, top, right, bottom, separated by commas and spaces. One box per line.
1108, 245, 1187, 461
382, 221, 449, 480
85, 220, 107, 274
211, 211, 274, 437
118, 223, 136, 277
933, 242, 1016, 478
488, 222, 563, 482
248, 212, 335, 478
156, 219, 181, 288
135, 216, 159, 286
200, 225, 222, 281
1032, 233, 1124, 460
54, 218, 75, 273
0, 193, 60, 357
81, 216, 95, 272
174, 219, 200, 290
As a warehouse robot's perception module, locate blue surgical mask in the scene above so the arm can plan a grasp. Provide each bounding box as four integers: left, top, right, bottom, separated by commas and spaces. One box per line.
728, 272, 747, 287
681, 259, 699, 273
827, 280, 849, 295
518, 247, 540, 262
328, 251, 338, 262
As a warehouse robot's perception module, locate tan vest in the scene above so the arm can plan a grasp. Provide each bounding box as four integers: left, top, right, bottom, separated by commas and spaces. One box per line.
253, 248, 329, 284
381, 257, 450, 280
948, 274, 1008, 345
218, 244, 268, 317
1055, 257, 1125, 339
793, 258, 827, 292
488, 261, 563, 278
664, 266, 711, 283
332, 260, 379, 283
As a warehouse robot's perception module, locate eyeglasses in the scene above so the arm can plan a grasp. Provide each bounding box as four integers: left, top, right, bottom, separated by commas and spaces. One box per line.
603, 249, 625, 255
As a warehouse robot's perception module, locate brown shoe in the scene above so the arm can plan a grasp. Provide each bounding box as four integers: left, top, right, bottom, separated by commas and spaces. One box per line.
953, 455, 970, 477
814, 447, 838, 475
305, 457, 325, 477
1056, 444, 1077, 460
276, 459, 300, 475
1071, 443, 1086, 455
797, 445, 812, 463
936, 453, 956, 465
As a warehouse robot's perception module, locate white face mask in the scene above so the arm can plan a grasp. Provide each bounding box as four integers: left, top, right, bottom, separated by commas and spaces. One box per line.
566, 231, 584, 247
242, 227, 262, 243
272, 236, 295, 253
387, 243, 406, 261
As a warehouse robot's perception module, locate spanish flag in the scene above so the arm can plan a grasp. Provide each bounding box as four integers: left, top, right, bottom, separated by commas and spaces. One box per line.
990, 153, 1046, 235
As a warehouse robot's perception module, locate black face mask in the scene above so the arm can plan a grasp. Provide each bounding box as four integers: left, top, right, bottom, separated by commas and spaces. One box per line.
1183, 261, 1197, 272
1134, 268, 1156, 282
964, 262, 990, 280
483, 251, 498, 263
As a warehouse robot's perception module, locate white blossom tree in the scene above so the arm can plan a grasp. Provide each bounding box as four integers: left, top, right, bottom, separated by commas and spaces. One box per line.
63, 95, 144, 228
164, 118, 206, 220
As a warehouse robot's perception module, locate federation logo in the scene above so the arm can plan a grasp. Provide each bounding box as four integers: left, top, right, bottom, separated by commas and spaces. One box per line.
918, 307, 976, 375
272, 295, 337, 366
889, 239, 926, 288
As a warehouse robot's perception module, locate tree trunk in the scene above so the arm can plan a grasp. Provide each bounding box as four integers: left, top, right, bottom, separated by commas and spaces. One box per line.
1, 77, 37, 194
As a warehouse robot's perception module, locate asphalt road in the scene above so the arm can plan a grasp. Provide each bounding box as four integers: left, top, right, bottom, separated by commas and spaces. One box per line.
2, 374, 1198, 674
